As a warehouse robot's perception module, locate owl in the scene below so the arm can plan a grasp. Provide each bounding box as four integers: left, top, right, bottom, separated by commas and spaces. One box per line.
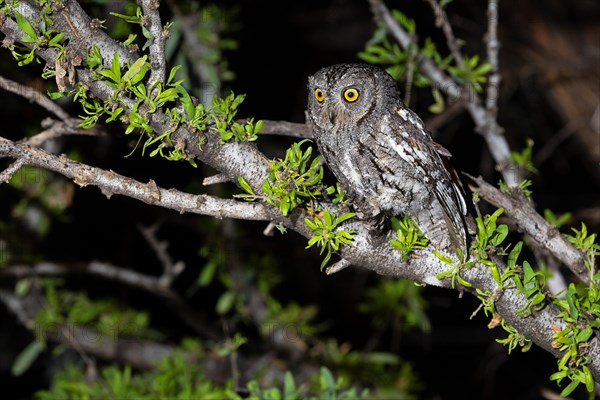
307, 63, 471, 254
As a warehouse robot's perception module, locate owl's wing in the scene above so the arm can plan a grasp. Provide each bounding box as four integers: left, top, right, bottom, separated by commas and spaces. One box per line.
412, 136, 469, 254
373, 109, 469, 253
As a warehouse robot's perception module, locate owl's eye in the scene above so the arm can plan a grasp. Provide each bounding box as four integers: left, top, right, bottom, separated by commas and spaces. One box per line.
343, 88, 359, 103
314, 88, 325, 103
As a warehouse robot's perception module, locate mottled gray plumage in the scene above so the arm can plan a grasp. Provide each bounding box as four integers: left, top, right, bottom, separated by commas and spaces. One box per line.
307, 63, 470, 253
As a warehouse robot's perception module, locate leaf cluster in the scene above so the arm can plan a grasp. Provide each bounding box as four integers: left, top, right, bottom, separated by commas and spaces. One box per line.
11, 278, 157, 377
36, 347, 369, 400
358, 8, 491, 113
7, 8, 67, 67
305, 210, 356, 270
359, 278, 431, 334
389, 216, 429, 261
262, 140, 326, 216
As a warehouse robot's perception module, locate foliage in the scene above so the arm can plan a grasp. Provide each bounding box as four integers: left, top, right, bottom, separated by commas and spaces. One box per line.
358, 8, 491, 113
7, 3, 259, 167
262, 140, 326, 216
498, 179, 533, 199
10, 278, 157, 377
550, 281, 598, 396
495, 319, 532, 354
359, 278, 430, 334
433, 249, 473, 289
471, 208, 509, 260
543, 209, 571, 229
565, 223, 599, 274
548, 223, 600, 396
30, 279, 155, 339
305, 210, 356, 270
390, 216, 429, 261
511, 138, 538, 175
8, 9, 66, 67
35, 347, 370, 400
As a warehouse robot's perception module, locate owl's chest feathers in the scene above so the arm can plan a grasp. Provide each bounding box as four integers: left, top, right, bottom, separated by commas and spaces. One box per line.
321, 132, 424, 216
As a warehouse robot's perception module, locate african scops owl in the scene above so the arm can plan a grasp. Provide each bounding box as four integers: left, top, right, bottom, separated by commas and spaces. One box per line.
307, 63, 470, 254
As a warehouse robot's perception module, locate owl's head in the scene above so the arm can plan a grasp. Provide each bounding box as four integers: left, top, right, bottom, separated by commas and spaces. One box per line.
307, 63, 399, 132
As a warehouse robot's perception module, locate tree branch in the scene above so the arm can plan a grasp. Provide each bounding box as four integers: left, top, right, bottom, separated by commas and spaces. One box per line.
0, 261, 218, 339
139, 0, 166, 88
0, 75, 71, 121
423, 0, 465, 68
0, 158, 25, 184
485, 0, 500, 114
138, 223, 185, 288
0, 137, 273, 222
257, 120, 312, 138
469, 176, 589, 283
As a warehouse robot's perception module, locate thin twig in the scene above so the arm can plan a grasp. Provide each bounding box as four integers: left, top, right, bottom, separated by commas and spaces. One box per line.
0, 158, 25, 184
0, 75, 71, 121
485, 0, 500, 114
23, 119, 106, 147
424, 0, 465, 68
203, 173, 231, 186
534, 122, 580, 167
139, 0, 166, 88
164, 0, 221, 103
326, 259, 352, 275
255, 120, 312, 138
0, 261, 218, 339
138, 223, 185, 287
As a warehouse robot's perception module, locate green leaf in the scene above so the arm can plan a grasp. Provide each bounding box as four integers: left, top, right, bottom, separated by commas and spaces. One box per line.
428, 88, 445, 114
216, 290, 235, 315
15, 11, 38, 41
582, 365, 594, 392
576, 327, 593, 342
319, 367, 336, 400
48, 31, 65, 47
283, 371, 297, 400
507, 241, 523, 269
198, 262, 217, 287
335, 212, 356, 225
237, 176, 254, 195
560, 380, 580, 397
123, 56, 149, 86
254, 119, 264, 134
11, 341, 45, 376
433, 250, 454, 265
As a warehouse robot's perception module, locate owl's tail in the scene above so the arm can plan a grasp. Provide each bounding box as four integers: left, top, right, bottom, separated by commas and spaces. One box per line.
412, 200, 470, 258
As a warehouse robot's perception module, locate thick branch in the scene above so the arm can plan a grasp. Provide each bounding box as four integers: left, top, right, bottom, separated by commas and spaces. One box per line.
0, 137, 272, 222
337, 223, 599, 380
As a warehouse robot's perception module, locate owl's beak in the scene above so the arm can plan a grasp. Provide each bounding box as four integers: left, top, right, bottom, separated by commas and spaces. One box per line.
328, 109, 337, 126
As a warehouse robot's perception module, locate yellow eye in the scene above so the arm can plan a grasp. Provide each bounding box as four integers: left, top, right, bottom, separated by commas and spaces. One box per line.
314, 88, 325, 103
343, 88, 359, 103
